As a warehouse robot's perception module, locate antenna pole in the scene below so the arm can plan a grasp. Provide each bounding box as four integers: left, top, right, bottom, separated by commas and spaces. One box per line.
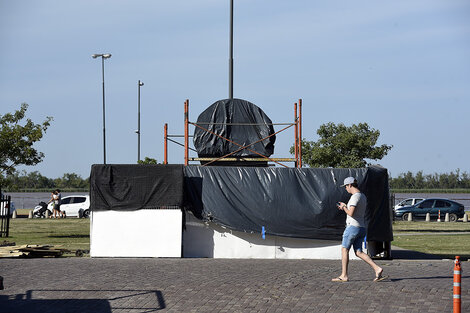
229, 0, 234, 99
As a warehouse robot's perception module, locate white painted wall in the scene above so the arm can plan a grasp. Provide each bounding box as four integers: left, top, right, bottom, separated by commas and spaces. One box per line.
90, 210, 362, 259
90, 209, 182, 258
183, 213, 361, 260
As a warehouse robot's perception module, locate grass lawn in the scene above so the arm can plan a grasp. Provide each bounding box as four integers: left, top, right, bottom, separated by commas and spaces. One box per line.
393, 220, 470, 232
392, 221, 470, 260
4, 218, 90, 257
3, 218, 470, 259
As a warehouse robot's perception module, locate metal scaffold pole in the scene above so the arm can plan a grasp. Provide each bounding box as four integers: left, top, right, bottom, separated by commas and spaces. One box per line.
298, 98, 302, 168
164, 123, 168, 164
184, 100, 189, 166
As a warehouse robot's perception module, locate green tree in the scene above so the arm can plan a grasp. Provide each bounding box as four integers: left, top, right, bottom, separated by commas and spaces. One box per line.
390, 171, 414, 189
0, 103, 52, 187
54, 173, 88, 189
293, 122, 392, 168
21, 171, 54, 189
137, 157, 158, 164
415, 171, 425, 189
462, 172, 470, 189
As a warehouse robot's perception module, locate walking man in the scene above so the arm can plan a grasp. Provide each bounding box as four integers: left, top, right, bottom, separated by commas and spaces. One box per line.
332, 177, 387, 282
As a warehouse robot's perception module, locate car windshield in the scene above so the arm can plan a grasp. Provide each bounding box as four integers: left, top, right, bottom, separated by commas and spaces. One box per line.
402, 199, 413, 206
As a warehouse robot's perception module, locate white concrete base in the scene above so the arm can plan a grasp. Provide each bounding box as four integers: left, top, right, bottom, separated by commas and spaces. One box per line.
183, 213, 361, 260
90, 209, 182, 258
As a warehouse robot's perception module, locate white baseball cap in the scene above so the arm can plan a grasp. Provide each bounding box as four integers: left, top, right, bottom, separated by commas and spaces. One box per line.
340, 177, 357, 187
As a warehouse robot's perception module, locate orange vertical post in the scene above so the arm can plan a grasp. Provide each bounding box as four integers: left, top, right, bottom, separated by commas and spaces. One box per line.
298, 98, 302, 168
164, 123, 168, 165
294, 102, 298, 167
184, 99, 189, 166
454, 256, 461, 313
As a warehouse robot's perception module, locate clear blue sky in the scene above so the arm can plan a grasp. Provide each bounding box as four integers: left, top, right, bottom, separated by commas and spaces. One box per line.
1, 0, 470, 179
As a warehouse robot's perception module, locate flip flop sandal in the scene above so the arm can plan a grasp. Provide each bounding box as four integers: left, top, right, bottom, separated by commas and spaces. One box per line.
373, 274, 389, 282
332, 277, 348, 282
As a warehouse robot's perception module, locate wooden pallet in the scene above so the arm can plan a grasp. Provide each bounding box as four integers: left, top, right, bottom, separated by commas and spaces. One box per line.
0, 244, 69, 258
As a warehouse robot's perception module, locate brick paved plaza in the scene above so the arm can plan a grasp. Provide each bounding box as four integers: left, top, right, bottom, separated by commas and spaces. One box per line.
0, 255, 468, 312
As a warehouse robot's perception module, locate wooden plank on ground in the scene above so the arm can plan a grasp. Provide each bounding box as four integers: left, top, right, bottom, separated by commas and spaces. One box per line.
0, 244, 69, 258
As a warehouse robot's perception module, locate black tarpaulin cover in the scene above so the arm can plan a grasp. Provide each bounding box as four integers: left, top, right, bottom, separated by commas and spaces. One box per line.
90, 164, 184, 211
184, 165, 392, 241
193, 98, 276, 158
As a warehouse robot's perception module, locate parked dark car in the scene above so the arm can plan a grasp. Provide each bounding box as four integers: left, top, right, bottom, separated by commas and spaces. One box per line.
394, 198, 465, 222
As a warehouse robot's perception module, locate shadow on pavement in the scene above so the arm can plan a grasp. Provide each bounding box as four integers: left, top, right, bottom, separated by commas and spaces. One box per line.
0, 296, 112, 313
391, 247, 470, 261
0, 289, 165, 313
390, 275, 470, 282
391, 248, 443, 260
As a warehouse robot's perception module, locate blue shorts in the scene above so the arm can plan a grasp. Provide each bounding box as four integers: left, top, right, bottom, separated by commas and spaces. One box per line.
341, 225, 366, 252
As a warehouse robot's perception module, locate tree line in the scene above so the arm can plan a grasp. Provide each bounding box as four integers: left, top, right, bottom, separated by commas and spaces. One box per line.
4, 169, 470, 192
4, 171, 89, 191
389, 170, 470, 190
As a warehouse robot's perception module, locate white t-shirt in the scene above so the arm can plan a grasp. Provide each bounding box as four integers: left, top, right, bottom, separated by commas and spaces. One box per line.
53, 194, 59, 205
346, 192, 367, 228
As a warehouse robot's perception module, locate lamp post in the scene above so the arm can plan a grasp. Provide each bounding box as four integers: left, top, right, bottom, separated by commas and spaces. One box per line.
136, 80, 144, 162
91, 53, 112, 164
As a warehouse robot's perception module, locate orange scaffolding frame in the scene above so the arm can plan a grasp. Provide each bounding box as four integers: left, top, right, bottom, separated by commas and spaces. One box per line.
164, 99, 303, 168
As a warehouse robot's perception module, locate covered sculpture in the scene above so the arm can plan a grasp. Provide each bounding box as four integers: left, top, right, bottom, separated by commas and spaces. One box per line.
193, 98, 276, 160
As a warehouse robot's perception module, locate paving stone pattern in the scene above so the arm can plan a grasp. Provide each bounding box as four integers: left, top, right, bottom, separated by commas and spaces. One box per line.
0, 258, 469, 312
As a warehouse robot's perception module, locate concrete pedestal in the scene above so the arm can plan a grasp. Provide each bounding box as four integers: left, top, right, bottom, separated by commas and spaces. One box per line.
91, 209, 182, 258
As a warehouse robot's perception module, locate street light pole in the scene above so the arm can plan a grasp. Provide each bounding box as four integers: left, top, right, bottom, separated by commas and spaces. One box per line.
92, 53, 112, 164
137, 80, 144, 162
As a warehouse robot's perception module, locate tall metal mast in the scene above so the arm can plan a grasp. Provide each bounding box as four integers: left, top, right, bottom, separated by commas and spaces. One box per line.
229, 0, 234, 99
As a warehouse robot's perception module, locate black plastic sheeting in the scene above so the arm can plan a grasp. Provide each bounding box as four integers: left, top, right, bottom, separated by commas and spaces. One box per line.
193, 98, 276, 158
89, 164, 392, 242
184, 166, 392, 241
90, 164, 184, 211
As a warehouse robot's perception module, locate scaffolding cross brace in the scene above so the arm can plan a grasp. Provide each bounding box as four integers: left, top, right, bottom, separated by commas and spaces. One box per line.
164, 99, 303, 168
